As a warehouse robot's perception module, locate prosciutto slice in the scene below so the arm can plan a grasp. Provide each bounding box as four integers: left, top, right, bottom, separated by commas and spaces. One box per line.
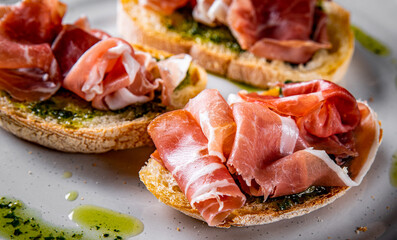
148, 110, 246, 226
185, 89, 236, 162
62, 37, 160, 110
0, 0, 66, 44
0, 0, 63, 101
257, 148, 357, 199
227, 101, 300, 196
227, 0, 331, 63
139, 0, 190, 15
52, 24, 101, 78
240, 80, 361, 160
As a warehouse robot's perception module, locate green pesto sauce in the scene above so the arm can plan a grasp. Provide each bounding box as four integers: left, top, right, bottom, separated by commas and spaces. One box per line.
351, 25, 391, 56
69, 205, 143, 239
0, 196, 84, 240
247, 186, 331, 211
162, 8, 243, 53
390, 153, 397, 188
65, 191, 79, 202
6, 89, 167, 129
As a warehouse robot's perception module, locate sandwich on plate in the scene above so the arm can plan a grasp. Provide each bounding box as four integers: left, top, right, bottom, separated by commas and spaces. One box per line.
0, 0, 206, 153
140, 80, 382, 227
118, 0, 354, 88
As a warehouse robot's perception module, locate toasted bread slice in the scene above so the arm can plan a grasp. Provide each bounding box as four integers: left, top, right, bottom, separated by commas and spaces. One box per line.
139, 101, 381, 227
118, 0, 354, 88
0, 45, 207, 153
140, 158, 349, 228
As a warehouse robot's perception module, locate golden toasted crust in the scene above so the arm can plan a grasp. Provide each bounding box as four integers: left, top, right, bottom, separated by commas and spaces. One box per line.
118, 0, 354, 88
0, 46, 207, 153
139, 158, 349, 228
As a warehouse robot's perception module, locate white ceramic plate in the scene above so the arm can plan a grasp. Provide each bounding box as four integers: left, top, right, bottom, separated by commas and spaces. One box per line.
1, 0, 397, 239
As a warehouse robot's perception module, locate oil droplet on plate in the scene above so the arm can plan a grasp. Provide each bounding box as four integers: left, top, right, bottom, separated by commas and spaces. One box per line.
63, 171, 73, 179
65, 191, 79, 201
390, 153, 397, 187
69, 205, 144, 239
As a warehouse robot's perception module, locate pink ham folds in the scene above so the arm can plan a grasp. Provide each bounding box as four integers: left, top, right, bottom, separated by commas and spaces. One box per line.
139, 0, 191, 15
239, 80, 361, 162
140, 0, 331, 63
61, 37, 160, 110
228, 0, 331, 63
185, 89, 236, 162
0, 0, 192, 110
0, 0, 65, 101
148, 110, 246, 226
148, 81, 381, 226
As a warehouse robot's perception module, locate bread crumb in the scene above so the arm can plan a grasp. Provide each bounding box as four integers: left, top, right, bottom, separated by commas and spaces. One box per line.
386, 206, 390, 210
176, 227, 180, 232
327, 237, 331, 239
371, 195, 375, 200
123, 181, 127, 184
92, 163, 97, 167
368, 97, 374, 102
355, 226, 367, 234
28, 151, 32, 154
81, 197, 84, 200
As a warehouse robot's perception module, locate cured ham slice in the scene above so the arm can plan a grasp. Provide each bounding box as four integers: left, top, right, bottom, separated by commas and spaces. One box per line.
139, 0, 190, 15
257, 104, 381, 200
62, 37, 160, 110
148, 110, 246, 226
0, 0, 63, 101
72, 16, 111, 40
227, 0, 331, 63
52, 24, 101, 77
258, 148, 357, 199
240, 80, 361, 160
227, 101, 300, 196
185, 89, 236, 162
0, 0, 66, 44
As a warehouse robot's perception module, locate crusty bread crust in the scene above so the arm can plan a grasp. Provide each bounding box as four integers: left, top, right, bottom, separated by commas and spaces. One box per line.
139, 158, 349, 228
0, 45, 207, 153
118, 0, 354, 88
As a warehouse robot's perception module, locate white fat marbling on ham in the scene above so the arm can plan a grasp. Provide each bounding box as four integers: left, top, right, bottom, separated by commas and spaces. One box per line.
148, 110, 246, 226
279, 116, 299, 155
103, 87, 152, 110
190, 179, 233, 206
183, 162, 225, 193
305, 148, 357, 186
193, 0, 230, 26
